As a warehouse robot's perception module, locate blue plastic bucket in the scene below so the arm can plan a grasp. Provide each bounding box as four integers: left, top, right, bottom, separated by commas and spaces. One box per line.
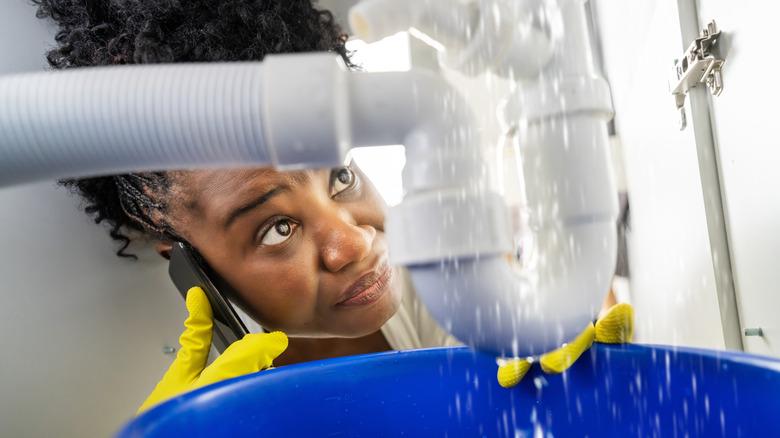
119, 344, 780, 436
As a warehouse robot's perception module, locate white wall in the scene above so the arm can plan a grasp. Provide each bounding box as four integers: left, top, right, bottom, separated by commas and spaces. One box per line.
0, 1, 186, 436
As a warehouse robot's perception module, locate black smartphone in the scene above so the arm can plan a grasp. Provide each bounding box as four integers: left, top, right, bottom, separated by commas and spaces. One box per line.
168, 241, 250, 353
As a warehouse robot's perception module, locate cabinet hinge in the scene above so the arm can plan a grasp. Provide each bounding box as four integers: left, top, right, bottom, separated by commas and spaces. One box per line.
671, 20, 724, 130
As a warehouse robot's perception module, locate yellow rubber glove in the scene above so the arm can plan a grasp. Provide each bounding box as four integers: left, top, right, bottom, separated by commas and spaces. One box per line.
497, 303, 634, 388
137, 287, 288, 413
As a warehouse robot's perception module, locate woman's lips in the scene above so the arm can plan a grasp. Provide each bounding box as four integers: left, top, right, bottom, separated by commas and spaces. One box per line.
337, 263, 392, 307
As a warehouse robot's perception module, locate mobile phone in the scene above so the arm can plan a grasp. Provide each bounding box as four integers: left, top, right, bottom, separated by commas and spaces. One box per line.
168, 241, 250, 353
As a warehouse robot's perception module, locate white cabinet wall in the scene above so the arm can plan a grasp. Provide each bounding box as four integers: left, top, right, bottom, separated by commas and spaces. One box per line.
693, 0, 780, 356
595, 0, 778, 356
593, 0, 730, 350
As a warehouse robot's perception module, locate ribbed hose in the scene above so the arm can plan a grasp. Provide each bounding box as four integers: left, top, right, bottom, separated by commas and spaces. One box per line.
0, 62, 269, 186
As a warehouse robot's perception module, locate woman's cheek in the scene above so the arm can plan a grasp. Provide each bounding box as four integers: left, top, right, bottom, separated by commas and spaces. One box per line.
245, 259, 319, 330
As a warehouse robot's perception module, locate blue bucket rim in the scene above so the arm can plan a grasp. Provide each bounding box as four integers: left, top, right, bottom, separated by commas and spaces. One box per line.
119, 343, 780, 437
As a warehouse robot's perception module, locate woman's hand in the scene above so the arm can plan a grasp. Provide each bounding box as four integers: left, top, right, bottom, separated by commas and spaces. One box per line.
137, 287, 288, 413
497, 303, 634, 388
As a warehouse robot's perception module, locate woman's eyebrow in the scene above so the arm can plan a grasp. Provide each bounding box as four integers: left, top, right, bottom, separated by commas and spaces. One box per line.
223, 186, 290, 230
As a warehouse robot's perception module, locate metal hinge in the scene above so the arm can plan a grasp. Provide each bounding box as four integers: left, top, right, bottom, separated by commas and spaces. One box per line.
671, 20, 725, 130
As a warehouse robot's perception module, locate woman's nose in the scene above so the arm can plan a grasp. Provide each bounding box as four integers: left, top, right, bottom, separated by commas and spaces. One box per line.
317, 210, 376, 272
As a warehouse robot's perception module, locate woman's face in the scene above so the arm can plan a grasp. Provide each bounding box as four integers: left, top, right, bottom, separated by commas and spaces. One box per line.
171, 164, 402, 338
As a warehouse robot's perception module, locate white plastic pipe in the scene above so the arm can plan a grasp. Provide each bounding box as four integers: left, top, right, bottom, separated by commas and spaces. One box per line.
348, 71, 481, 192
349, 0, 476, 50
0, 63, 275, 186
1, 54, 475, 187
408, 115, 617, 356
350, 0, 558, 78
351, 0, 618, 357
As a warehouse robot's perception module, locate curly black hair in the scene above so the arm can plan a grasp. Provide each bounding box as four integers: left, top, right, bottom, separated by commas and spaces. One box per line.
33, 0, 352, 258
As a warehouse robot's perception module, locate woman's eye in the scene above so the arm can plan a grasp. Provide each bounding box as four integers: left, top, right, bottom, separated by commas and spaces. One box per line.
260, 219, 296, 246
330, 167, 356, 197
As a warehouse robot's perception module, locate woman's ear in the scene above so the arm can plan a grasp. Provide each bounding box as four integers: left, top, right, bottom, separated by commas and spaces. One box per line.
155, 241, 173, 260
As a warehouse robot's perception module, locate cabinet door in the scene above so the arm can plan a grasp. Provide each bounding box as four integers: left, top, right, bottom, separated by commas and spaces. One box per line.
594, 0, 735, 350
694, 0, 780, 355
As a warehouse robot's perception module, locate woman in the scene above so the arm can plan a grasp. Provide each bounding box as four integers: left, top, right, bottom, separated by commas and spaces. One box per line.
35, 0, 458, 410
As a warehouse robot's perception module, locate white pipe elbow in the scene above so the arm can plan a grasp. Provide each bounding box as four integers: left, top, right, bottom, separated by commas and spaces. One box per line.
408, 113, 619, 357
347, 69, 480, 192
347, 65, 514, 266
410, 219, 617, 357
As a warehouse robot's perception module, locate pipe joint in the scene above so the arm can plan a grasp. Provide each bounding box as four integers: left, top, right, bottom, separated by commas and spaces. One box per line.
262, 54, 352, 169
